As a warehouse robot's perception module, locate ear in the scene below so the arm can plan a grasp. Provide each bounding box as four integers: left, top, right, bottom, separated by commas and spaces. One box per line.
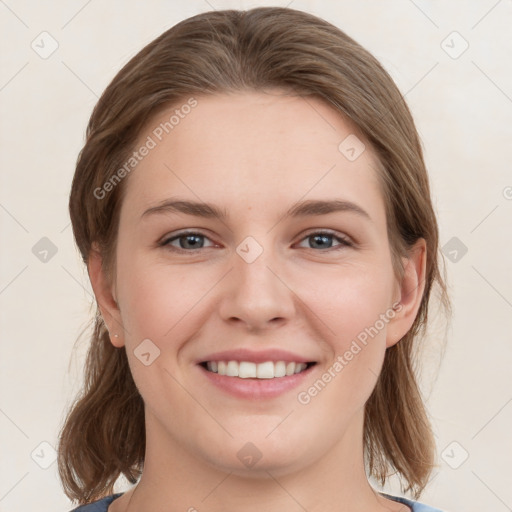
385, 238, 427, 348
87, 242, 125, 348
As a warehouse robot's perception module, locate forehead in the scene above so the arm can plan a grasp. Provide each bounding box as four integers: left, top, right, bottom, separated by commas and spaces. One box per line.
120, 90, 385, 226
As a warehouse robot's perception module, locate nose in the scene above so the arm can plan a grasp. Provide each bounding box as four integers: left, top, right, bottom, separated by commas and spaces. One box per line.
217, 241, 296, 332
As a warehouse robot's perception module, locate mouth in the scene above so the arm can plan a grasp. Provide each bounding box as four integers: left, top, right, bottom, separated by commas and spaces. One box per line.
196, 348, 319, 399
199, 360, 317, 379
197, 359, 318, 399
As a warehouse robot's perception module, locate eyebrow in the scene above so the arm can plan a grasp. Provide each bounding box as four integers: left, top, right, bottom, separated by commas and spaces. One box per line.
141, 198, 371, 222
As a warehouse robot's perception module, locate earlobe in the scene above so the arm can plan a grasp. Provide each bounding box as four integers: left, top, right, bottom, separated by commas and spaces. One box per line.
385, 238, 427, 348
87, 244, 125, 348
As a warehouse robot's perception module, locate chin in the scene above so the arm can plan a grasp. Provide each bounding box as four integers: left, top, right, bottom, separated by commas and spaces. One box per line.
197, 431, 312, 477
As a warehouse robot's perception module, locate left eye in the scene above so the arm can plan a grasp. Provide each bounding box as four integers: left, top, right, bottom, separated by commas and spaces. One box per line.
160, 230, 352, 252
296, 231, 352, 250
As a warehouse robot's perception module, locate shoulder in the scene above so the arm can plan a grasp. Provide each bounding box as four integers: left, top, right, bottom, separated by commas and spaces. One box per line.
68, 493, 124, 512
381, 492, 446, 512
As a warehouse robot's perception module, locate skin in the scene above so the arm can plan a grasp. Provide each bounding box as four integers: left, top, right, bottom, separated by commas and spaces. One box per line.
89, 89, 425, 512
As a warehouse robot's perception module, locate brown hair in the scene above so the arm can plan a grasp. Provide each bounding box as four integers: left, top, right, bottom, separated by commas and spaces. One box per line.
59, 6, 451, 505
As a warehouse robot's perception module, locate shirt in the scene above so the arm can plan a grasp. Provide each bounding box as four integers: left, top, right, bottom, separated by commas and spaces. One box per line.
68, 491, 445, 511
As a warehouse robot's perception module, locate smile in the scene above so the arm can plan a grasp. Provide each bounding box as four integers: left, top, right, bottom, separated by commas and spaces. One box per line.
198, 359, 318, 399
202, 360, 315, 379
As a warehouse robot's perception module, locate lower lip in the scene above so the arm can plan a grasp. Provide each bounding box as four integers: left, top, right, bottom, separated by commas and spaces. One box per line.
198, 364, 316, 399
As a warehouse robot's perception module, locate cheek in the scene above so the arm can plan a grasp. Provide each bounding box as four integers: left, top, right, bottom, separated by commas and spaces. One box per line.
299, 266, 392, 398
116, 253, 220, 342
307, 264, 394, 344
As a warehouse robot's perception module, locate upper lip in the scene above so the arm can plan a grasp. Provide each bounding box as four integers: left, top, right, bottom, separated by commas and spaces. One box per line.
197, 348, 316, 364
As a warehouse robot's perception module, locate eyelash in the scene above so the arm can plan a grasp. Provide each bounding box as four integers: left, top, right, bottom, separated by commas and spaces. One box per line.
159, 230, 353, 253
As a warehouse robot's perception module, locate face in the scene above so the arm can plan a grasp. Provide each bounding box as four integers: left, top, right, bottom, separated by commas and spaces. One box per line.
90, 89, 425, 478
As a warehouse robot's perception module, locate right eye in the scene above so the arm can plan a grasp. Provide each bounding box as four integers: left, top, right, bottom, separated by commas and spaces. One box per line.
160, 231, 217, 252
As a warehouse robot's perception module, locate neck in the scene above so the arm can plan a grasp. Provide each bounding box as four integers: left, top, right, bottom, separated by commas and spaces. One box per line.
116, 409, 402, 512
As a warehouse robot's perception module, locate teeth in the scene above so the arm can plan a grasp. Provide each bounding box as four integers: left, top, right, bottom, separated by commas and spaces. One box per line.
240, 361, 256, 378
205, 360, 308, 378
226, 360, 238, 377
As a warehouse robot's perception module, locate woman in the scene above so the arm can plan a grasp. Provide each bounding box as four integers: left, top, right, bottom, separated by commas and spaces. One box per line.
59, 7, 451, 512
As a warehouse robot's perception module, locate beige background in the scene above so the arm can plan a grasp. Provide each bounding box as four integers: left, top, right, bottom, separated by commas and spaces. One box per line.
1, 1, 511, 511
